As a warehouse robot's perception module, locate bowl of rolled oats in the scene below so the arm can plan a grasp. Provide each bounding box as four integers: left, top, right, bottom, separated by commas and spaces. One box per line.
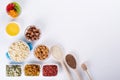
7, 40, 31, 62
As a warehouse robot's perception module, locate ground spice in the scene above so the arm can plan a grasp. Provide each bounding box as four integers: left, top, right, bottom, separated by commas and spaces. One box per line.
6, 22, 20, 36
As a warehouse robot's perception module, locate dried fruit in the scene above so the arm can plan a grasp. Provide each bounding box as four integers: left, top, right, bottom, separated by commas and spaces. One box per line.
6, 3, 15, 12
43, 65, 58, 76
24, 64, 40, 76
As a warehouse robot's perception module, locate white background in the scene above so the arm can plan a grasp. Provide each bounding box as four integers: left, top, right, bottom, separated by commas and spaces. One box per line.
0, 0, 120, 80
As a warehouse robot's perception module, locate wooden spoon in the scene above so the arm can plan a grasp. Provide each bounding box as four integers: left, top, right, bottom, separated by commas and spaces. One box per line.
51, 45, 73, 80
65, 54, 83, 80
81, 63, 92, 80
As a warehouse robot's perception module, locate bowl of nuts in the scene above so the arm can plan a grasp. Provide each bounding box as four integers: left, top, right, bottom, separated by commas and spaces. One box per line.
34, 45, 50, 61
7, 40, 31, 62
25, 25, 41, 42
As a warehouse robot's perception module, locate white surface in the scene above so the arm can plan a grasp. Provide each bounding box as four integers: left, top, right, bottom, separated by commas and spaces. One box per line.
0, 0, 120, 80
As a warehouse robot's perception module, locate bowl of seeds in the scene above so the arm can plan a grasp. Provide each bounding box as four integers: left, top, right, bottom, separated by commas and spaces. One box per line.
6, 65, 22, 77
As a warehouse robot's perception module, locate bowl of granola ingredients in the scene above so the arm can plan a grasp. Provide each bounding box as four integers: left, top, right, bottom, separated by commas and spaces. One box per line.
6, 2, 21, 18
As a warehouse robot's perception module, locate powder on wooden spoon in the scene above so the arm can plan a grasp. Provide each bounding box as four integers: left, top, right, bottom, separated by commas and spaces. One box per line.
51, 45, 64, 61
65, 54, 77, 69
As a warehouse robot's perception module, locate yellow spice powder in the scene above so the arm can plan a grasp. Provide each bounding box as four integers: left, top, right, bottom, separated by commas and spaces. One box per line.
6, 22, 20, 36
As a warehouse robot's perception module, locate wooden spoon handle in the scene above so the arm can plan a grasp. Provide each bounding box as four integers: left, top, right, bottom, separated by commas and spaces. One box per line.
61, 61, 73, 80
75, 69, 83, 80
86, 70, 92, 80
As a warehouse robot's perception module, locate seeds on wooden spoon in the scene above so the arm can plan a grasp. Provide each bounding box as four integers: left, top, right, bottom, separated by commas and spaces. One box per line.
81, 63, 93, 80
65, 54, 76, 69
66, 54, 83, 80
81, 63, 87, 71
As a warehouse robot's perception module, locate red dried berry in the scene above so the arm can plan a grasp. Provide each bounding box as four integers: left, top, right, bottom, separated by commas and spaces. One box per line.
6, 3, 15, 12
43, 65, 58, 76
